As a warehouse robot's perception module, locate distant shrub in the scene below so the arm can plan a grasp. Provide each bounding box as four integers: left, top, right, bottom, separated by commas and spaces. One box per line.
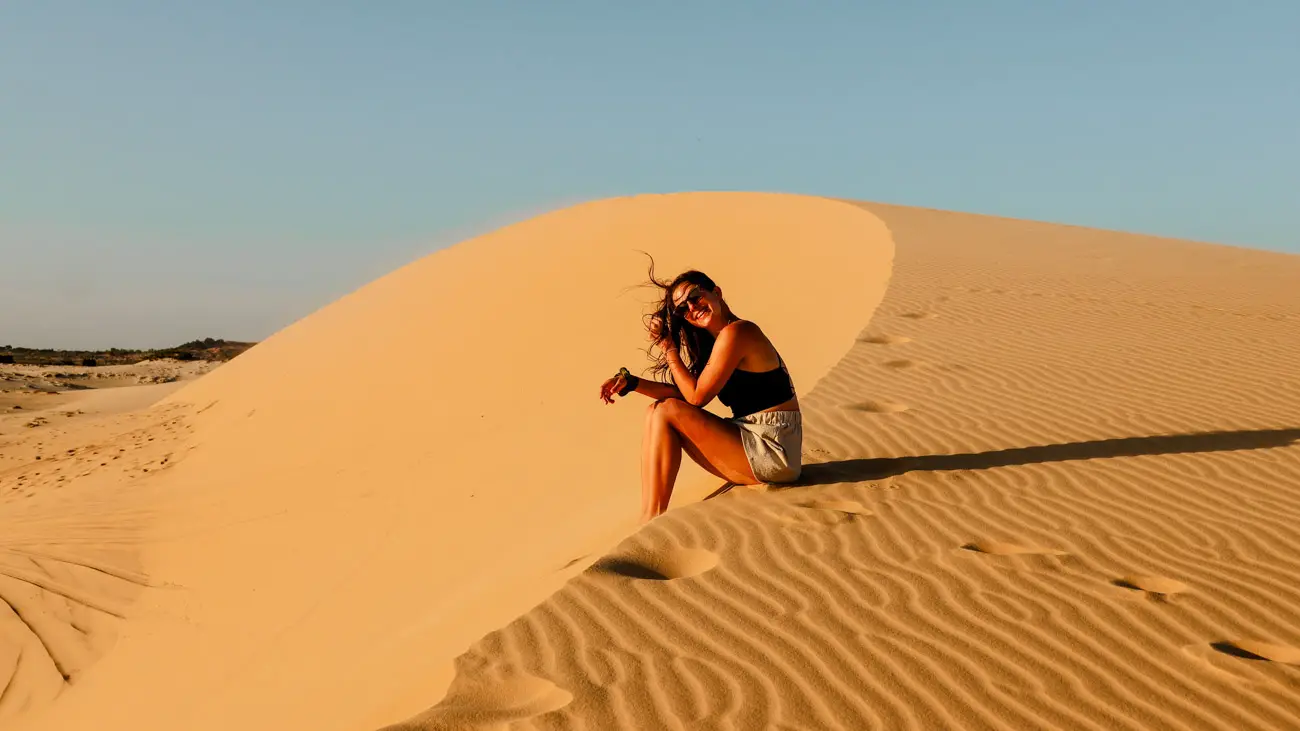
0, 339, 253, 366
178, 337, 226, 350
82, 358, 98, 367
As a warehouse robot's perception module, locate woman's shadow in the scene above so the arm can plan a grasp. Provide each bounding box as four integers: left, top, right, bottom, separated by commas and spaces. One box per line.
707, 427, 1300, 497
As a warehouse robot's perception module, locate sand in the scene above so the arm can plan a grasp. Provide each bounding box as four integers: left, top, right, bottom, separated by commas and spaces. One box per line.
0, 366, 209, 720
1, 360, 219, 393
4, 193, 1299, 730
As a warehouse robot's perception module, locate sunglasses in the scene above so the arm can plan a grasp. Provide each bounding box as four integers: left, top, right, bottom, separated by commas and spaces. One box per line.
672, 286, 708, 318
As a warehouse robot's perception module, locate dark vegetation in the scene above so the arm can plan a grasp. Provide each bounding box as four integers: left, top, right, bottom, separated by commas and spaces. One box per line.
0, 338, 256, 366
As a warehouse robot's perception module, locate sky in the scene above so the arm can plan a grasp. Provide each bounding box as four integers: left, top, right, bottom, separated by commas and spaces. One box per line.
2, 2, 1297, 349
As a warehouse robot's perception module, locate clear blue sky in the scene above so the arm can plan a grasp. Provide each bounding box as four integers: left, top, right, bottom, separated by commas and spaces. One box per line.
3, 2, 1297, 349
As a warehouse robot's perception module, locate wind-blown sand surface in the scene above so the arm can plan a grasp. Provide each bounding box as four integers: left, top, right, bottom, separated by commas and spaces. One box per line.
0, 370, 210, 721
6, 193, 1300, 730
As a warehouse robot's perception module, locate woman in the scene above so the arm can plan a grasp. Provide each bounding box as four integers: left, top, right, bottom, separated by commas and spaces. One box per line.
599, 264, 802, 522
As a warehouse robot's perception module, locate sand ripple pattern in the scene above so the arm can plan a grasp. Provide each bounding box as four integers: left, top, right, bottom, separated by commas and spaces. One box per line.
0, 404, 190, 722
391, 203, 1300, 729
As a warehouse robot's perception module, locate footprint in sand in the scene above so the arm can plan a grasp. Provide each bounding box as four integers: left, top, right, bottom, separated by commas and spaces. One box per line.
797, 500, 872, 516
882, 359, 919, 370
558, 554, 590, 571
961, 540, 1068, 557
858, 334, 912, 345
1112, 575, 1189, 601
772, 499, 873, 525
589, 547, 719, 581
1211, 640, 1300, 665
396, 673, 572, 730
789, 500, 875, 525
845, 400, 909, 414
899, 312, 939, 320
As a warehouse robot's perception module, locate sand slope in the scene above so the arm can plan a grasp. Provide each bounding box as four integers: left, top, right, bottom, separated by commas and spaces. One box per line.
0, 381, 194, 720
10, 193, 892, 730
401, 203, 1300, 729
9, 195, 1299, 730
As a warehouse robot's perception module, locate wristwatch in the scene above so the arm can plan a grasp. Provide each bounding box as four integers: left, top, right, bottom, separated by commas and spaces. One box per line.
617, 367, 638, 397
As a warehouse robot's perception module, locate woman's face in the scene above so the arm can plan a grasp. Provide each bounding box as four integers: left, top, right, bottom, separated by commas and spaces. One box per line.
671, 282, 722, 330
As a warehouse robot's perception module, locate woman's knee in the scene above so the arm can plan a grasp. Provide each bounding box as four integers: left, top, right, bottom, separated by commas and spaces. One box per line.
645, 397, 684, 425
655, 397, 688, 422
644, 398, 668, 425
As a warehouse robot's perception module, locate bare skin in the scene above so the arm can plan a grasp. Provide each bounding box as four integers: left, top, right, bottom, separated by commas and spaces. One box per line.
599, 281, 799, 522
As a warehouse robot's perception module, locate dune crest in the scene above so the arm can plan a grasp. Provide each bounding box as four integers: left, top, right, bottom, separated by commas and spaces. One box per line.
411, 201, 1300, 730
14, 195, 1300, 730
14, 192, 892, 731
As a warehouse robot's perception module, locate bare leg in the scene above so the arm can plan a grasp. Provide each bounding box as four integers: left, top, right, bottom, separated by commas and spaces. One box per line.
640, 399, 760, 522
641, 400, 684, 521
640, 401, 662, 520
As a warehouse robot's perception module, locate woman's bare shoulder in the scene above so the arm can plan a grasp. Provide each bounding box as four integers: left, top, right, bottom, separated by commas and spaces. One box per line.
724, 319, 775, 353
721, 319, 763, 340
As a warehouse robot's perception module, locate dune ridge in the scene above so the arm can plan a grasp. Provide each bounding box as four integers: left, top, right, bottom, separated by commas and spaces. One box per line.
11, 192, 893, 731
397, 202, 1300, 729
6, 195, 1299, 730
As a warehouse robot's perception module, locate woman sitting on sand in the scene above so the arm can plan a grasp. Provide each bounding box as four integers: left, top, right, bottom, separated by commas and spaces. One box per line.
600, 264, 802, 522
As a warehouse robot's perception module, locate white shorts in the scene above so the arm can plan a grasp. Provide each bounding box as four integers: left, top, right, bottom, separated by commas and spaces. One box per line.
731, 410, 803, 483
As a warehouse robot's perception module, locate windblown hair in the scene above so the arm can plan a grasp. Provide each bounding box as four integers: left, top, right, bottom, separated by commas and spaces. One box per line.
641, 255, 736, 384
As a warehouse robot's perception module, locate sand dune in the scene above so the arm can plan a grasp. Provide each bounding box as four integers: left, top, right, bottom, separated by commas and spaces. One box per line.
0, 379, 194, 720
5, 193, 1299, 730
8, 193, 891, 730
1, 360, 218, 393
385, 202, 1300, 729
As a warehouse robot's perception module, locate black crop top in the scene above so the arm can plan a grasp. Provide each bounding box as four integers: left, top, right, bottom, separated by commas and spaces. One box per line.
717, 360, 796, 418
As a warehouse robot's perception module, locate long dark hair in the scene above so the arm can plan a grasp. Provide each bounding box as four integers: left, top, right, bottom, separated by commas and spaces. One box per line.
641, 255, 736, 383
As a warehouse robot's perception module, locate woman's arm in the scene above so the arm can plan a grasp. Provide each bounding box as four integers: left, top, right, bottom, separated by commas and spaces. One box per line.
664, 348, 697, 400
601, 368, 682, 403
632, 378, 683, 401
667, 321, 750, 407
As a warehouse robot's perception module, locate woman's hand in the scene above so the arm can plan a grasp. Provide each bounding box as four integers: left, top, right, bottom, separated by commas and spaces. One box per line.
599, 374, 627, 404
648, 315, 674, 351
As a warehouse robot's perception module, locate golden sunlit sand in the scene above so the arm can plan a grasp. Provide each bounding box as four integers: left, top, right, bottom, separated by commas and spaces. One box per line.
4, 193, 1299, 730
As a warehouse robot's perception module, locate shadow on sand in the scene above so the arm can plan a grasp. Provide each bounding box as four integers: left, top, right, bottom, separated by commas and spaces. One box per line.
706, 428, 1300, 499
